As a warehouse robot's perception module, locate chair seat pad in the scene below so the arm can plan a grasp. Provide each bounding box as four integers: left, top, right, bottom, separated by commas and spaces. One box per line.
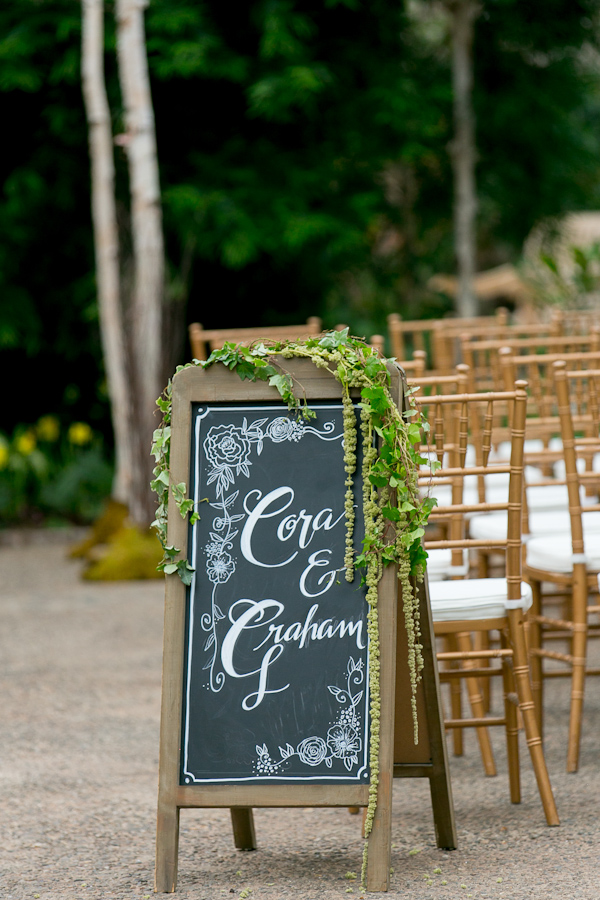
425, 548, 468, 581
429, 578, 533, 621
526, 535, 600, 574
554, 453, 600, 479
429, 478, 593, 512
425, 548, 452, 582
525, 484, 597, 511
469, 510, 600, 542
491, 439, 548, 460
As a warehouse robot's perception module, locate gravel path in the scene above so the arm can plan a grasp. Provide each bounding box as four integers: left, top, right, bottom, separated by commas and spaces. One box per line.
1, 532, 599, 900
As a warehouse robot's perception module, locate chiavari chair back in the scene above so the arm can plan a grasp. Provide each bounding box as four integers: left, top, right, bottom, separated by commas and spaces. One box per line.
188, 317, 322, 361
461, 330, 600, 394
414, 382, 559, 823
524, 362, 600, 773
387, 308, 509, 372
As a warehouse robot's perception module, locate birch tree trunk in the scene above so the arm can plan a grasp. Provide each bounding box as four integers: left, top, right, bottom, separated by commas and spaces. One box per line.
81, 0, 134, 506
447, 0, 480, 318
116, 0, 164, 526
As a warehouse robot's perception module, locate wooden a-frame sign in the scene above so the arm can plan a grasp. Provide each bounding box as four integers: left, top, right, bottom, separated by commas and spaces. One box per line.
155, 357, 455, 893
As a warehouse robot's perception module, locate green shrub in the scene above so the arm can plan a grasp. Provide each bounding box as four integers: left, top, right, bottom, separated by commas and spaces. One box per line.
0, 414, 113, 525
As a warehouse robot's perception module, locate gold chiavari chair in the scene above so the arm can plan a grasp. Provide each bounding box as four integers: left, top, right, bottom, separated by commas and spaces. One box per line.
434, 315, 564, 378
461, 331, 600, 393
525, 362, 600, 773
416, 383, 559, 824
188, 317, 322, 361
560, 308, 600, 336
396, 349, 427, 379
468, 349, 600, 578
368, 333, 386, 356
368, 336, 427, 381
387, 308, 509, 372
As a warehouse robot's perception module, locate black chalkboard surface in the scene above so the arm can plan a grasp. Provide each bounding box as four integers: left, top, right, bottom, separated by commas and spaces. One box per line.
181, 402, 369, 785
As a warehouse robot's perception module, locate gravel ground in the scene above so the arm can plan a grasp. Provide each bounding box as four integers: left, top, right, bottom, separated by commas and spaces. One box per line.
1, 532, 600, 900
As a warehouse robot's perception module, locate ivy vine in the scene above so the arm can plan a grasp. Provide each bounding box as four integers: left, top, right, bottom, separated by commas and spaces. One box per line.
150, 328, 437, 884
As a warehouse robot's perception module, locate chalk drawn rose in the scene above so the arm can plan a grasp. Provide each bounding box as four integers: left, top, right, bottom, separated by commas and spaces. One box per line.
327, 724, 362, 760
297, 736, 328, 766
207, 553, 235, 584
266, 417, 303, 443
204, 425, 251, 471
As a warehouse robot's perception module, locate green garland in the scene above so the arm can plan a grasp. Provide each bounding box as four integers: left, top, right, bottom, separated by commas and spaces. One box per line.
150, 328, 437, 884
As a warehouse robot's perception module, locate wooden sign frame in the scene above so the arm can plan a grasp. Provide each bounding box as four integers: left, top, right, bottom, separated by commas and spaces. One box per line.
155, 357, 454, 893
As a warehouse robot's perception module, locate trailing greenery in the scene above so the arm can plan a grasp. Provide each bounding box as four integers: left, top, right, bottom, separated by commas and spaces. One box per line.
151, 329, 438, 883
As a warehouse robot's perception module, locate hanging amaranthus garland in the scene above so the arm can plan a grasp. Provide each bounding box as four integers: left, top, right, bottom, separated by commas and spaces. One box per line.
150, 328, 437, 884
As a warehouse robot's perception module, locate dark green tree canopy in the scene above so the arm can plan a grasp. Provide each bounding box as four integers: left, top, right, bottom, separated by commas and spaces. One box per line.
1, 0, 600, 438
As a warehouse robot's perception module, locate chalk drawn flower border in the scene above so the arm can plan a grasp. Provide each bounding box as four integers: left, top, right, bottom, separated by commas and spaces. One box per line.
253, 656, 365, 776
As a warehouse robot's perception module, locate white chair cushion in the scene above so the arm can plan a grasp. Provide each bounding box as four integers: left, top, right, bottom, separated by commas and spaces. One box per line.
429, 578, 533, 621
426, 548, 469, 581
469, 510, 600, 542
429, 480, 593, 512
526, 534, 600, 574
476, 482, 595, 511
426, 548, 452, 582
490, 439, 546, 461
554, 453, 600, 479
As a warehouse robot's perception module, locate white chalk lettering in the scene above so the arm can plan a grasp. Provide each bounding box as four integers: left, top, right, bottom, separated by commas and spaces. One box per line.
299, 549, 338, 598
241, 487, 345, 583
327, 619, 366, 649
251, 603, 365, 654
221, 599, 289, 709
276, 507, 345, 549
240, 488, 298, 568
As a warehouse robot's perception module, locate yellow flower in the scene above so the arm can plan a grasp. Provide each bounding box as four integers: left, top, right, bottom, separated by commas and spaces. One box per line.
0, 440, 9, 470
68, 422, 94, 446
16, 430, 36, 455
36, 415, 60, 442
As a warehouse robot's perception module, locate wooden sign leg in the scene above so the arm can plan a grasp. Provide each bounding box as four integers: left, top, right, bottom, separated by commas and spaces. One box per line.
155, 799, 180, 893
230, 808, 257, 850
392, 575, 457, 853
366, 565, 397, 891
418, 578, 457, 850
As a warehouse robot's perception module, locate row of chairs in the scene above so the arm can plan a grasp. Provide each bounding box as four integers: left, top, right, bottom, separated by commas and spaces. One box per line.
381, 307, 600, 375
413, 354, 599, 809
189, 308, 598, 382
186, 309, 599, 826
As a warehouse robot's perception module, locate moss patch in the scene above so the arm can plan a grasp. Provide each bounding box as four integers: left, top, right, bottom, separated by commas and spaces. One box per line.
69, 499, 129, 559
82, 526, 163, 581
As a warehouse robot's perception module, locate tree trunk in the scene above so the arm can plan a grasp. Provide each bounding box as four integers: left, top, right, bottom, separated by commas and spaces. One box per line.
448, 0, 479, 318
81, 0, 134, 506
116, 0, 165, 526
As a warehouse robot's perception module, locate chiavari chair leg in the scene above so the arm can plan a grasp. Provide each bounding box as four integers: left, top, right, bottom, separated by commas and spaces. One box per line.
445, 634, 464, 757
507, 608, 559, 826
566, 566, 588, 774
456, 632, 497, 777
528, 577, 544, 733
474, 630, 492, 712
500, 629, 520, 803
477, 549, 490, 579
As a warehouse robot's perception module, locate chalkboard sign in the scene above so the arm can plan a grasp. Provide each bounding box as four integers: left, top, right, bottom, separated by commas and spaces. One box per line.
182, 402, 369, 785
155, 358, 454, 894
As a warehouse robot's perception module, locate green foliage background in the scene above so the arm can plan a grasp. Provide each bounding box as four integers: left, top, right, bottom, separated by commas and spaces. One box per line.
1, 0, 600, 446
